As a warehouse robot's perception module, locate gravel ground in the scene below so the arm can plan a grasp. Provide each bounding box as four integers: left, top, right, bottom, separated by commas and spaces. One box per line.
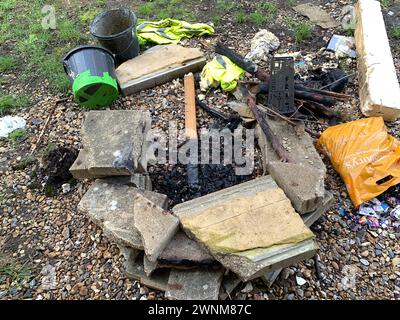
1, 0, 400, 300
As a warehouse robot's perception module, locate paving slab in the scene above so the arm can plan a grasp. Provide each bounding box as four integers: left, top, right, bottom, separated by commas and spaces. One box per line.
173, 176, 317, 281
123, 254, 170, 292
262, 192, 334, 286
78, 179, 168, 249
144, 255, 159, 276
134, 193, 179, 262
158, 230, 216, 269
70, 110, 151, 180
293, 3, 340, 29
165, 268, 224, 300
256, 118, 326, 214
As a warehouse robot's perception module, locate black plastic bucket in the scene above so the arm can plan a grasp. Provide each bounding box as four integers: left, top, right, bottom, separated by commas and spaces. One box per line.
62, 45, 119, 108
90, 8, 139, 65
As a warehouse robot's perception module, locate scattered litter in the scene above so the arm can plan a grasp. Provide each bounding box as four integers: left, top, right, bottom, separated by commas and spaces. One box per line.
326, 35, 356, 58
0, 116, 26, 138
61, 183, 71, 194
245, 29, 280, 63
317, 117, 400, 207
293, 3, 341, 29
136, 18, 214, 46
318, 68, 349, 92
267, 57, 295, 115
200, 55, 245, 92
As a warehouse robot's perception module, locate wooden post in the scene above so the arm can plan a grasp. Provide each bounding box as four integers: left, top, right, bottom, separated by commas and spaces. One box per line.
184, 73, 197, 140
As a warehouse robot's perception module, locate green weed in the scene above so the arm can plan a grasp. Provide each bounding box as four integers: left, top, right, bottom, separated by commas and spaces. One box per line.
250, 11, 267, 26
0, 254, 33, 287
294, 22, 312, 43
0, 56, 15, 72
388, 26, 400, 39
0, 94, 30, 114
235, 10, 247, 24
8, 128, 26, 143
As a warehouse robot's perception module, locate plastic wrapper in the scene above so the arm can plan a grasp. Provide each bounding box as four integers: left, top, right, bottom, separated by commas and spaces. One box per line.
316, 117, 400, 207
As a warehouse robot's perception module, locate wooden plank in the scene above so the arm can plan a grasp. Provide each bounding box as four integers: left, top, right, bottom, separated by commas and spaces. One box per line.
184, 73, 197, 140
119, 57, 206, 96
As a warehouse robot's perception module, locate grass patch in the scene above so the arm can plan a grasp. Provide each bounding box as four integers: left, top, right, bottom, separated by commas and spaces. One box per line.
294, 22, 312, 43
136, 0, 195, 21
58, 20, 83, 42
250, 11, 267, 26
0, 0, 106, 94
0, 56, 15, 72
8, 128, 26, 143
388, 26, 400, 40
256, 2, 277, 17
0, 254, 33, 288
287, 0, 297, 7
79, 8, 101, 24
235, 10, 247, 24
249, 1, 277, 26
138, 3, 154, 16
380, 0, 394, 8
0, 94, 30, 114
284, 17, 313, 43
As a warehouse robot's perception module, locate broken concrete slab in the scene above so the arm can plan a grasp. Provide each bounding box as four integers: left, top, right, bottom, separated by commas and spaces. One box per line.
220, 272, 242, 300
158, 230, 216, 269
134, 193, 179, 262
105, 174, 152, 190
118, 245, 141, 262
165, 268, 224, 300
70, 110, 152, 180
293, 3, 340, 29
117, 44, 206, 95
355, 0, 400, 121
123, 254, 170, 292
174, 176, 317, 281
262, 192, 333, 287
78, 179, 168, 249
256, 118, 326, 214
144, 255, 159, 277
302, 192, 334, 227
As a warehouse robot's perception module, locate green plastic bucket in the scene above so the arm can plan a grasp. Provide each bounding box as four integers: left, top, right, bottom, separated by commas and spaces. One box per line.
63, 45, 119, 109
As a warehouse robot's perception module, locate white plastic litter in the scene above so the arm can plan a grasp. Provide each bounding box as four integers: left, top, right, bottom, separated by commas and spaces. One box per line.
0, 116, 26, 138
245, 29, 280, 63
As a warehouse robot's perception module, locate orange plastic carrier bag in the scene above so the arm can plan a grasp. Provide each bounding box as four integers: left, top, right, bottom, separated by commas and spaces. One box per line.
316, 117, 400, 207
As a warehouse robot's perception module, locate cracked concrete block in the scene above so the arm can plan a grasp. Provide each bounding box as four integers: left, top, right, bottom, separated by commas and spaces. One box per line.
105, 174, 153, 191
256, 118, 326, 214
123, 254, 170, 292
220, 272, 242, 300
158, 230, 216, 269
144, 255, 159, 277
78, 179, 168, 249
70, 110, 152, 180
134, 194, 179, 262
173, 176, 317, 281
165, 268, 224, 300
118, 245, 141, 261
